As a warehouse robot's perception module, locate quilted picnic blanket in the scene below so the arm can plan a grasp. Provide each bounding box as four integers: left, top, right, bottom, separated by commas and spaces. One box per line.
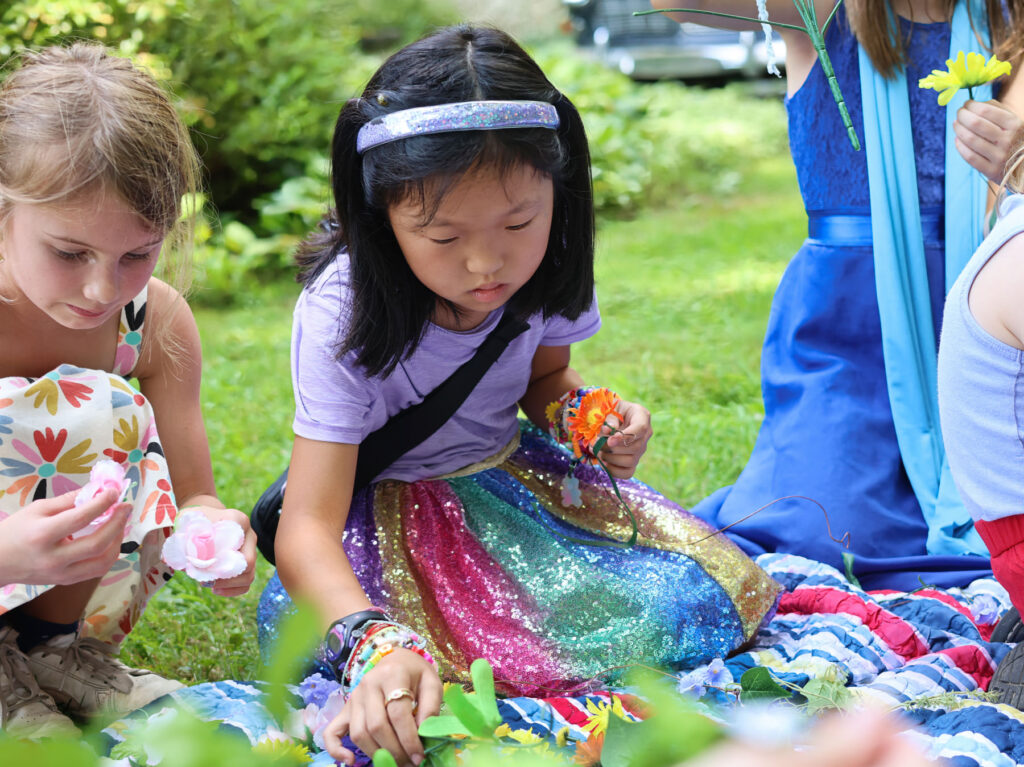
101, 553, 1024, 765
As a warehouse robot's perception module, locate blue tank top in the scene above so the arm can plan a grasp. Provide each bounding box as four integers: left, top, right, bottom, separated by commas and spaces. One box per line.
938, 194, 1024, 524
787, 8, 949, 213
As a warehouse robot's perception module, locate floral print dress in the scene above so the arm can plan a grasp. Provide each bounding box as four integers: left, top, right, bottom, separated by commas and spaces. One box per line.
0, 286, 178, 646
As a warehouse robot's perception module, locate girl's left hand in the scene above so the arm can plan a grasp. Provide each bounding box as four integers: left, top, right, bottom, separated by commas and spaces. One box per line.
597, 399, 652, 479
191, 505, 258, 596
954, 99, 1024, 184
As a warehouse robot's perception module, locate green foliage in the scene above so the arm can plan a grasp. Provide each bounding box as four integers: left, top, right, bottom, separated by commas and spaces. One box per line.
261, 600, 322, 723
599, 689, 722, 767
739, 667, 791, 703
0, 0, 180, 58
536, 43, 789, 213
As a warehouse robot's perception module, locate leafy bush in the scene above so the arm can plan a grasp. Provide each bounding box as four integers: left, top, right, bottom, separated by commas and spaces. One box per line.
0, 5, 788, 304
535, 43, 790, 212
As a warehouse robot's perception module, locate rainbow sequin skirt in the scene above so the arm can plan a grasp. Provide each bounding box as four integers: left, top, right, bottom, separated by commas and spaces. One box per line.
258, 423, 781, 694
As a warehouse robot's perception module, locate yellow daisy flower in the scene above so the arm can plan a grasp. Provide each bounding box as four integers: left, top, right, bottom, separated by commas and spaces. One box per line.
919, 51, 1012, 106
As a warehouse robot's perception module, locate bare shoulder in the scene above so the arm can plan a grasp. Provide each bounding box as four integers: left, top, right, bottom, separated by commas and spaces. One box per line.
132, 277, 202, 383
969, 232, 1024, 349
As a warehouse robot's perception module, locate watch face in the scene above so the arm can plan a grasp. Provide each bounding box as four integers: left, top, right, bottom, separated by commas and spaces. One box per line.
326, 626, 346, 661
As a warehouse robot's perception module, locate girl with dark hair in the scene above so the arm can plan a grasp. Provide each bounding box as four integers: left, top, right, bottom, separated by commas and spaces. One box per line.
259, 25, 780, 767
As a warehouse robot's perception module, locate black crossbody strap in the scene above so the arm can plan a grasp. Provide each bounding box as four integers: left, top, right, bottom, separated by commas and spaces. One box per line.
251, 311, 529, 565
354, 310, 529, 489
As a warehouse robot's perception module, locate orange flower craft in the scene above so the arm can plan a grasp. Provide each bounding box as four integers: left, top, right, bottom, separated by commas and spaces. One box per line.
566, 387, 623, 459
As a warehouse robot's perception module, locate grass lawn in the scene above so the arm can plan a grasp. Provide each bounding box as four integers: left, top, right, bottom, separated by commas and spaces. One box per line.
119, 155, 807, 683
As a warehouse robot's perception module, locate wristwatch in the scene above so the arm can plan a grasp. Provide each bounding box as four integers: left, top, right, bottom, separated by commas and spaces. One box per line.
323, 608, 389, 679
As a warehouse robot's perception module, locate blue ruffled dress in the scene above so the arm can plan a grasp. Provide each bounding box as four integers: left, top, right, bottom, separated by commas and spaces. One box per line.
693, 10, 992, 590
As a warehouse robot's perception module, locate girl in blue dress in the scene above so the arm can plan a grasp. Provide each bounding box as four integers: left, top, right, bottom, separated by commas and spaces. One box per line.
651, 0, 1024, 590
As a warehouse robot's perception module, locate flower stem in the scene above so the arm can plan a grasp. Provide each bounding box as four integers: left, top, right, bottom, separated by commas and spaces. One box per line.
640, 1, 860, 151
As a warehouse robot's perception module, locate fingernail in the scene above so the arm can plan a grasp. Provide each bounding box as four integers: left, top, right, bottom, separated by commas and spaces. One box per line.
412, 756, 423, 766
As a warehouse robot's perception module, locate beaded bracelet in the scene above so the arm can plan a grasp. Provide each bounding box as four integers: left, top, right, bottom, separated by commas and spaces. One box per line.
340, 620, 435, 697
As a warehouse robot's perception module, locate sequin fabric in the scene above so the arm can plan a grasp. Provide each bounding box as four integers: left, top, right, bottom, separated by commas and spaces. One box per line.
258, 423, 781, 695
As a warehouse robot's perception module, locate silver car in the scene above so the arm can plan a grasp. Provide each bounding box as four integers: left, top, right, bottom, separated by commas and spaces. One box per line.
563, 0, 785, 81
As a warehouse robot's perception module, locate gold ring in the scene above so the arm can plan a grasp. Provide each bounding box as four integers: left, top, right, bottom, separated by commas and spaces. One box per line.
384, 687, 415, 706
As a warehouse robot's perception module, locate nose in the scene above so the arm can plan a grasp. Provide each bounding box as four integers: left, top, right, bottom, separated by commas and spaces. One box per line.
464, 241, 502, 276
82, 262, 119, 305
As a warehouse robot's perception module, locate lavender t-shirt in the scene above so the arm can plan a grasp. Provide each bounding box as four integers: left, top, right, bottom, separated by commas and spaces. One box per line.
291, 253, 602, 483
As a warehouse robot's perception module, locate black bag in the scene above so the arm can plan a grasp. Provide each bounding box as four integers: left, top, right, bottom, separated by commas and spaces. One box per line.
251, 311, 529, 565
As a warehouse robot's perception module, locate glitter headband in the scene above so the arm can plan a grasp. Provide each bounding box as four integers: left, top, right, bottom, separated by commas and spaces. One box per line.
356, 100, 560, 154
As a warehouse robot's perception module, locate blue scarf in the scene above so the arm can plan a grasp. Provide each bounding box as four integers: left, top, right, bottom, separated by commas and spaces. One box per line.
858, 0, 989, 556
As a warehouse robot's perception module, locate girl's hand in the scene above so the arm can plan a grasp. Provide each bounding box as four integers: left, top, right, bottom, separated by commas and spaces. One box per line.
954, 99, 1024, 184
324, 649, 443, 767
187, 505, 258, 597
598, 399, 652, 479
685, 709, 931, 767
0, 489, 130, 587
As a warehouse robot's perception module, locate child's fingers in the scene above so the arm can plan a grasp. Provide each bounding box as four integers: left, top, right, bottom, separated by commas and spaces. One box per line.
360, 692, 417, 767
414, 674, 444, 727
31, 490, 82, 517
324, 710, 357, 764
384, 690, 424, 765
48, 489, 120, 537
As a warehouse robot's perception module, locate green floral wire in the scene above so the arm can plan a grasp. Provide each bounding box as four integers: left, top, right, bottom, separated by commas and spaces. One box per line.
636, 1, 861, 150
538, 434, 640, 549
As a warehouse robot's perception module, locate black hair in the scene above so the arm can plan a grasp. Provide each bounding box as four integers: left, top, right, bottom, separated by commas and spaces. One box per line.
296, 24, 595, 377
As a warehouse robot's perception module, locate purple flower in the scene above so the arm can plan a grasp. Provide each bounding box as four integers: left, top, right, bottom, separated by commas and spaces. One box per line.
676, 658, 733, 699
705, 658, 734, 688
970, 593, 1001, 625
299, 673, 341, 709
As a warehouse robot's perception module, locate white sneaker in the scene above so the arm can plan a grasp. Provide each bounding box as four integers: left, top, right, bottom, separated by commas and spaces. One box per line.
0, 626, 80, 739
26, 633, 184, 720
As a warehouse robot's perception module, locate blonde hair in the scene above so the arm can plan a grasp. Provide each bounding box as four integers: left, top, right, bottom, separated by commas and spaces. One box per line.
0, 43, 201, 333
846, 0, 1024, 79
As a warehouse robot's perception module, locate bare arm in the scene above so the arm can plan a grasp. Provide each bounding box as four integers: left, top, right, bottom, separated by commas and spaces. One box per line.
969, 232, 1024, 349
518, 344, 585, 429
275, 437, 369, 627
518, 344, 653, 479
134, 279, 257, 595
649, 0, 834, 94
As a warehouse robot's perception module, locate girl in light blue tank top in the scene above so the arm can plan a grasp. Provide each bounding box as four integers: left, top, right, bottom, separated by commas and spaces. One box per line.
939, 191, 1024, 615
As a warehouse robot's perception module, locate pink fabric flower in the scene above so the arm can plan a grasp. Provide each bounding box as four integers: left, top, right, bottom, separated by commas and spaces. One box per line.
161, 509, 247, 582
70, 459, 130, 539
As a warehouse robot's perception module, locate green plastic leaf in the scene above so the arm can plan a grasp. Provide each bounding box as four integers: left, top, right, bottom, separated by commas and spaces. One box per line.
372, 748, 400, 767
599, 713, 649, 767
418, 714, 472, 738
443, 684, 492, 737
468, 658, 502, 730
739, 667, 790, 702
600, 703, 722, 767
842, 551, 862, 589
801, 676, 852, 715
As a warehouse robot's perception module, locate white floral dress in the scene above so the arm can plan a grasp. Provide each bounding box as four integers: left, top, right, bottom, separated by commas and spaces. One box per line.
0, 286, 177, 645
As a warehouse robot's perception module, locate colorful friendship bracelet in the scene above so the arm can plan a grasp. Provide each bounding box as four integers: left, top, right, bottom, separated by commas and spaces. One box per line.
340, 620, 435, 697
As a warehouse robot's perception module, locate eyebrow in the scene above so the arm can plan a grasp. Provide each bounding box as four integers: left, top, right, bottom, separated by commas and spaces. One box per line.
44, 232, 164, 250
425, 198, 541, 228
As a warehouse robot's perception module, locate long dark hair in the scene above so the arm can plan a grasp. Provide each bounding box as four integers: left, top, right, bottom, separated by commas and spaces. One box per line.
296, 24, 595, 377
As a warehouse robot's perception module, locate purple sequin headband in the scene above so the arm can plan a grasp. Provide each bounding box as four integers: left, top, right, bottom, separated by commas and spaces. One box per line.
356, 100, 560, 154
